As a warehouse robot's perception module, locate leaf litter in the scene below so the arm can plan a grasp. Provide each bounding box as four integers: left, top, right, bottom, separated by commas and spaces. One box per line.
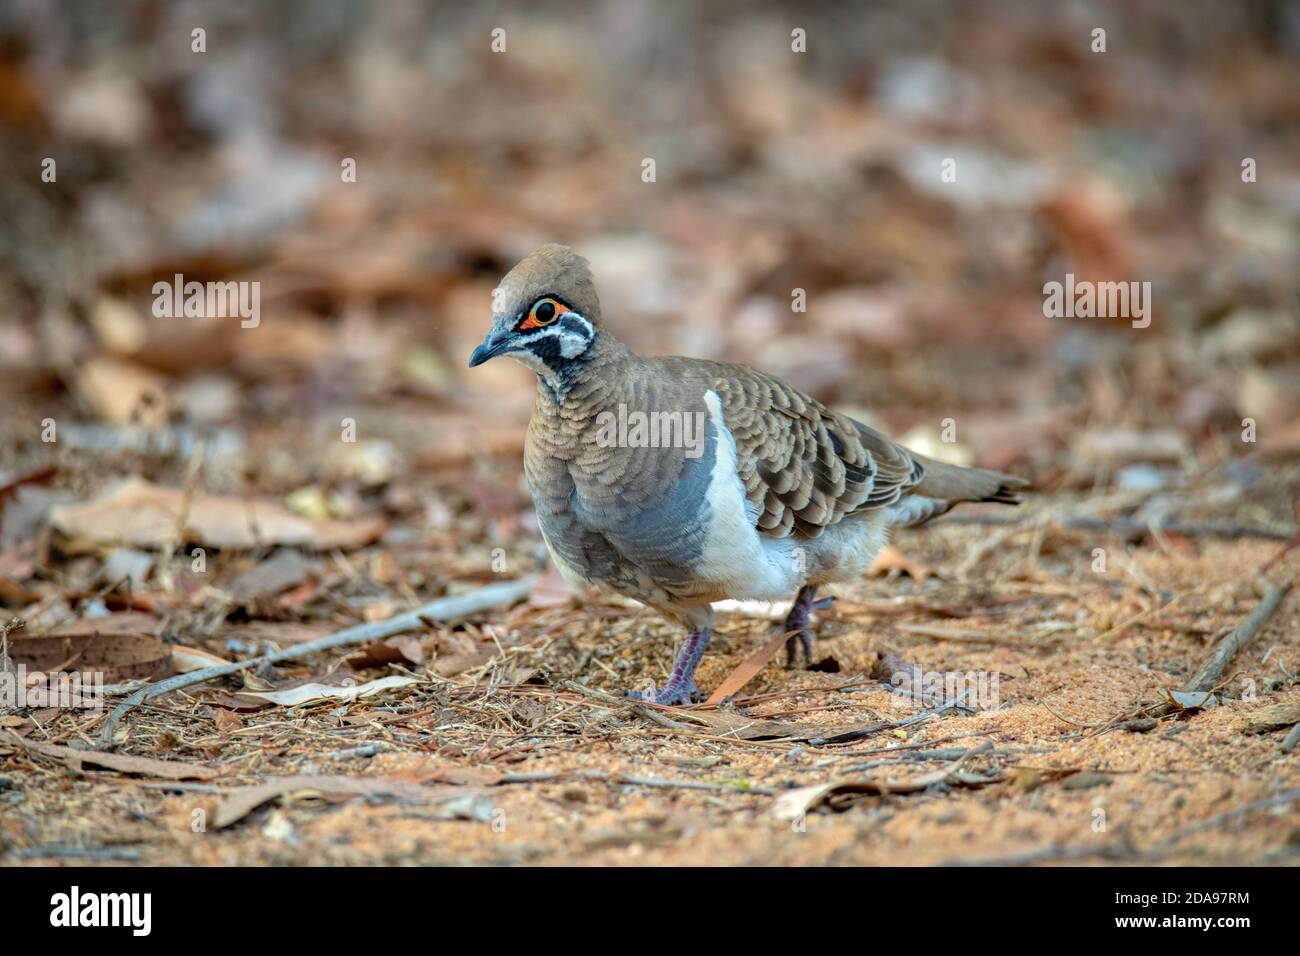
0, 3, 1298, 866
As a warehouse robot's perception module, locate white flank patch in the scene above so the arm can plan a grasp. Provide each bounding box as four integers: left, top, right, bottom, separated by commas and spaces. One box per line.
711, 598, 794, 619
698, 390, 802, 600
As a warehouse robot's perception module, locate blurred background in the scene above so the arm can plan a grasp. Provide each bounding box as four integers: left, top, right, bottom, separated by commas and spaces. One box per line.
1, 0, 1299, 576
3, 0, 1300, 869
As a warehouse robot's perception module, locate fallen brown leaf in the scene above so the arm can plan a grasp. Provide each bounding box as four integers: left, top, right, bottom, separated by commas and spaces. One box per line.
868, 545, 933, 581
1239, 702, 1300, 735
346, 635, 425, 669
0, 729, 217, 780
76, 355, 170, 426
705, 630, 789, 706
772, 766, 1000, 820
212, 774, 489, 829
9, 631, 171, 683
50, 477, 386, 551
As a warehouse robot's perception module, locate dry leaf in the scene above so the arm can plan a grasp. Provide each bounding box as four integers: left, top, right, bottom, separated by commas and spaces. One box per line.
1162, 689, 1218, 712
526, 565, 581, 608
0, 729, 216, 780
50, 477, 385, 551
1239, 702, 1300, 735
705, 630, 789, 706
212, 774, 490, 829
772, 767, 999, 820
46, 612, 160, 636
9, 631, 171, 683
241, 675, 418, 708
869, 545, 933, 581
432, 647, 496, 677
346, 635, 425, 669
680, 709, 865, 742
76, 356, 169, 426
171, 644, 232, 673
213, 708, 244, 732
226, 549, 319, 602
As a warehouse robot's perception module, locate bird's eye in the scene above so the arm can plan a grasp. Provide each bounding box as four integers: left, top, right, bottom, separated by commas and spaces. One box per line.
520, 297, 566, 330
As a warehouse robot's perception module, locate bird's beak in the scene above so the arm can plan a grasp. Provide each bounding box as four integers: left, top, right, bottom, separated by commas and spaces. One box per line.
469, 331, 510, 368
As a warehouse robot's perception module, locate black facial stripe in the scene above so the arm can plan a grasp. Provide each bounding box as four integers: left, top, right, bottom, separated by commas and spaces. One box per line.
522, 315, 593, 365
557, 312, 590, 335
524, 330, 563, 363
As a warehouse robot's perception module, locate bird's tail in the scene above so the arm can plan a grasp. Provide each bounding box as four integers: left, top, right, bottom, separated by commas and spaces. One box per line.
888, 455, 1028, 527
911, 455, 1028, 505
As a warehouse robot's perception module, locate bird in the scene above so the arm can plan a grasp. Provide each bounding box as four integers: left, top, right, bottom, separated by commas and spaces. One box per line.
469, 244, 1027, 705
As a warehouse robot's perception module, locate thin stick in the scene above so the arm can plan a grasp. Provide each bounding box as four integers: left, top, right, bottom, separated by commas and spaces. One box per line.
1146, 576, 1288, 719
0, 616, 20, 676
1260, 495, 1300, 575
1162, 787, 1300, 844
94, 576, 536, 747
896, 622, 1059, 649
500, 768, 776, 795
807, 687, 974, 746
1282, 722, 1300, 754
939, 513, 1294, 542
1189, 580, 1286, 691
555, 679, 694, 730
942, 843, 1140, 866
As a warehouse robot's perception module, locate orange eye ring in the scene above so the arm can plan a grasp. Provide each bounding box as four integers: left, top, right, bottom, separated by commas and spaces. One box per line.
519, 297, 568, 330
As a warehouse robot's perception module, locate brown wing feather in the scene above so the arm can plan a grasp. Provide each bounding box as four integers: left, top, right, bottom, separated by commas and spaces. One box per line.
707, 366, 924, 539
649, 356, 1024, 540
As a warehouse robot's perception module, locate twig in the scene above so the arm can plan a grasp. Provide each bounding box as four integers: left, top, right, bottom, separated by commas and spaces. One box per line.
1149, 576, 1289, 719
1260, 494, 1300, 575
1282, 722, 1300, 754
807, 687, 974, 746
1094, 592, 1183, 641
896, 622, 1060, 649
555, 679, 694, 730
0, 616, 21, 678
956, 523, 1029, 579
1161, 787, 1300, 844
500, 768, 775, 795
941, 843, 1141, 866
94, 576, 536, 747
827, 729, 1000, 758
1134, 505, 1298, 721
323, 743, 383, 759
9, 845, 144, 862
939, 513, 1294, 542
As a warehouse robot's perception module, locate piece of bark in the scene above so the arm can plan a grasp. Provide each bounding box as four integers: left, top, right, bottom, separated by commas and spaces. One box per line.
0, 729, 216, 780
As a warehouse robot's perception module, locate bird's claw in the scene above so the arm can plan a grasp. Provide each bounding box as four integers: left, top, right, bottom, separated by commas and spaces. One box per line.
782, 592, 836, 667
625, 681, 699, 707
784, 629, 814, 667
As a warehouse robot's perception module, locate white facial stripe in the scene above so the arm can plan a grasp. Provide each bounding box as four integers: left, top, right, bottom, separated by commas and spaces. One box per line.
555, 312, 593, 357
516, 312, 593, 359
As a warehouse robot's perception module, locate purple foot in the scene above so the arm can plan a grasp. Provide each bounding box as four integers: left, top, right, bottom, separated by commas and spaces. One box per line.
625, 626, 711, 706
625, 677, 700, 707
783, 586, 835, 666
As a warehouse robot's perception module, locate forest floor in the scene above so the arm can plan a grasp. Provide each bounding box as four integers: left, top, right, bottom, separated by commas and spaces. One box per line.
2, 1, 1298, 866
3, 451, 1297, 865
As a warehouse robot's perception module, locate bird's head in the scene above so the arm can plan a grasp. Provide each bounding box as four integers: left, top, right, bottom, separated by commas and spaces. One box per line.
468, 244, 601, 390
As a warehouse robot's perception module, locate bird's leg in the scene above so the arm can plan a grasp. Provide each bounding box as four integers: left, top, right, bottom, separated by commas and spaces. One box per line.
783, 585, 835, 666
626, 627, 712, 706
